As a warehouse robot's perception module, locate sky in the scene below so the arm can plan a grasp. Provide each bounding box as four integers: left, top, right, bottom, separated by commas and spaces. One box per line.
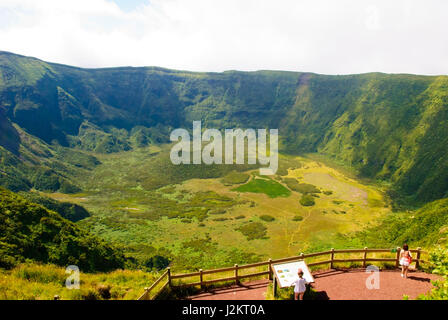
0, 0, 447, 75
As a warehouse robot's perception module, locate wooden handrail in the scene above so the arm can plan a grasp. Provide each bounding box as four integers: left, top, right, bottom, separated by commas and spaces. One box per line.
137, 269, 169, 300
170, 271, 202, 279
138, 247, 429, 300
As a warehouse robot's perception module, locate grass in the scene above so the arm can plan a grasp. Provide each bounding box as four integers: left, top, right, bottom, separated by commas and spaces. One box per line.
221, 171, 250, 186
0, 263, 157, 300
41, 151, 391, 270
232, 177, 291, 198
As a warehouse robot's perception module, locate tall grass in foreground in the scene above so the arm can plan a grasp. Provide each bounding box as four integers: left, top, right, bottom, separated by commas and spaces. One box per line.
0, 263, 157, 300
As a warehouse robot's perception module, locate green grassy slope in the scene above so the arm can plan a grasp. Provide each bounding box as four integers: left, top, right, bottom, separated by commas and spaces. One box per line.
0, 263, 157, 300
18, 191, 90, 222
356, 197, 448, 248
0, 187, 125, 271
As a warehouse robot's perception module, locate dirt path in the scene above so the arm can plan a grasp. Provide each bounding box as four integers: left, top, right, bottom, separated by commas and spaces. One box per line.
188, 280, 269, 300
312, 269, 440, 300
187, 269, 440, 300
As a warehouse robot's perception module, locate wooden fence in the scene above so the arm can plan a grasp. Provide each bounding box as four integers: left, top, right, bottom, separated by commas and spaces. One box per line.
138, 247, 427, 300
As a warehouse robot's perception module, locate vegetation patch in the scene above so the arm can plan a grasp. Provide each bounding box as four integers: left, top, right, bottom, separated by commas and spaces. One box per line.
213, 217, 230, 222
18, 191, 90, 222
221, 171, 250, 186
144, 255, 170, 271
276, 157, 302, 176
209, 209, 227, 215
233, 179, 291, 198
0, 263, 157, 300
358, 197, 448, 247
295, 183, 321, 194
0, 188, 124, 271
293, 215, 304, 222
368, 198, 383, 208
125, 190, 237, 222
283, 179, 321, 195
174, 236, 261, 271
259, 215, 275, 222
236, 222, 268, 240
300, 194, 316, 207
283, 178, 301, 192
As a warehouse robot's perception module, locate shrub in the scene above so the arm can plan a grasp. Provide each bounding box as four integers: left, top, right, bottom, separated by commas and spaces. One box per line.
260, 215, 275, 222
417, 247, 448, 300
81, 289, 100, 300
145, 255, 170, 271
283, 178, 300, 191
97, 284, 112, 300
213, 217, 229, 222
58, 180, 82, 194
296, 183, 321, 194
300, 194, 315, 207
32, 168, 60, 192
293, 215, 304, 222
237, 222, 268, 240
284, 179, 321, 194
209, 209, 226, 215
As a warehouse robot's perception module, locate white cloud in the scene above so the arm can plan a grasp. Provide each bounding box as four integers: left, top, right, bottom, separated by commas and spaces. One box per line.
0, 0, 447, 75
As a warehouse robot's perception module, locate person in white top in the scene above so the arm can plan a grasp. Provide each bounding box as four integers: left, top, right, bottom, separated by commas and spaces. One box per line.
291, 268, 308, 300
399, 244, 412, 279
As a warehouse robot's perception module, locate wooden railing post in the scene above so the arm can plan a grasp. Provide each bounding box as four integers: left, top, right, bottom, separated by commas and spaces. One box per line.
143, 287, 149, 300
395, 247, 401, 268
272, 275, 278, 298
268, 258, 273, 280
167, 267, 171, 288
363, 247, 368, 268
199, 269, 204, 290
416, 247, 421, 269
330, 248, 335, 269
234, 264, 239, 285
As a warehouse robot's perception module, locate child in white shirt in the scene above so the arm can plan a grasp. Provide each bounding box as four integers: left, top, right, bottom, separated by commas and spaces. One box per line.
291, 268, 308, 300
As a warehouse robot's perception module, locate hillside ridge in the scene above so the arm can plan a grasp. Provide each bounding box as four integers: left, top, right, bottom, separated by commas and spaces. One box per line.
1, 51, 448, 204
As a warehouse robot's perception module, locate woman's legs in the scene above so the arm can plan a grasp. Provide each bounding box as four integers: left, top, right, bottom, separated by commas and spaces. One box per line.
299, 292, 304, 300
404, 266, 409, 278
401, 265, 405, 277
294, 292, 298, 300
